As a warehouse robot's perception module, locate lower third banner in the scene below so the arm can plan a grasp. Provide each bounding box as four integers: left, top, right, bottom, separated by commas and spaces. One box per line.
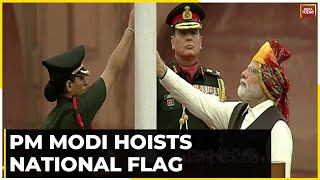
5, 130, 271, 178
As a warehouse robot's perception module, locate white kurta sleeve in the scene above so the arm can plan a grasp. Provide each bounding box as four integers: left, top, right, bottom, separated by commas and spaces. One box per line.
160, 68, 239, 129
271, 120, 293, 178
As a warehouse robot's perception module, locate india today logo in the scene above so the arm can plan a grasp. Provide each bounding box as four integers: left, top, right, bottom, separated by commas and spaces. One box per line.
300, 4, 316, 18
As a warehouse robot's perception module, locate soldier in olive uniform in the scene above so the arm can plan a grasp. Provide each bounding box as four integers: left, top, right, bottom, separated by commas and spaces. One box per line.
41, 10, 134, 129
157, 3, 226, 130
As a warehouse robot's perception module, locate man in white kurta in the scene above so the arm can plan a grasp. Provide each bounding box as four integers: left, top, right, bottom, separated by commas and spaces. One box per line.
156, 40, 293, 177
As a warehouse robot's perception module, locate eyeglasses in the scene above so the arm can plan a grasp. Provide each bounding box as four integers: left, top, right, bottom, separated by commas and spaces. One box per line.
246, 66, 260, 75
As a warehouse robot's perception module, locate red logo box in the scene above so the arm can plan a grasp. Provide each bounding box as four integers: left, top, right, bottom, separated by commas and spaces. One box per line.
300, 4, 317, 18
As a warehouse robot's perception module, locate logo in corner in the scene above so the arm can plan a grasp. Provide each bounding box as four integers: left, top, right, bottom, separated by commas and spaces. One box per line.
300, 4, 316, 18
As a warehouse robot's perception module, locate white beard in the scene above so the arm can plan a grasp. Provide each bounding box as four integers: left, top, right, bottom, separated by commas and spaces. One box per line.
237, 83, 261, 102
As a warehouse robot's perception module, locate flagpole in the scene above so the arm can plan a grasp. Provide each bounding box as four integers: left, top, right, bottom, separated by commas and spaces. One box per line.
134, 3, 157, 129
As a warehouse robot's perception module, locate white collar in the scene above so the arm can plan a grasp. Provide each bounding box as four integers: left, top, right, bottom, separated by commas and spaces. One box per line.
242, 99, 275, 119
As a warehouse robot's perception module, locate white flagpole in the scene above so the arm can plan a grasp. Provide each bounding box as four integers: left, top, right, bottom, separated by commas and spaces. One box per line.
134, 3, 157, 129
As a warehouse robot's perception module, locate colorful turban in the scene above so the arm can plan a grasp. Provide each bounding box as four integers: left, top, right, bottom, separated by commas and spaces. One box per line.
251, 40, 291, 122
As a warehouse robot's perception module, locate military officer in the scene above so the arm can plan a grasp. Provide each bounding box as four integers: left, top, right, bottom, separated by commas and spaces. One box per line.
157, 3, 226, 130
41, 9, 134, 129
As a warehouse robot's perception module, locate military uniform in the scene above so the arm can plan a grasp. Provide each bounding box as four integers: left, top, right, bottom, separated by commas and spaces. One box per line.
157, 3, 226, 130
41, 45, 106, 129
157, 63, 225, 130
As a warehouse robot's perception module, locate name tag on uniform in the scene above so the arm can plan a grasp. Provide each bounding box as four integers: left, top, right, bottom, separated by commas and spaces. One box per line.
164, 94, 175, 107
193, 84, 219, 96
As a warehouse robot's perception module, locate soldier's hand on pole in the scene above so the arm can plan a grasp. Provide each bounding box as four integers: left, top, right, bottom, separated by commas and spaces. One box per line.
127, 8, 134, 32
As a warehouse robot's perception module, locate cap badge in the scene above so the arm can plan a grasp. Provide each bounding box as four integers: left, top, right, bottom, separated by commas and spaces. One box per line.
182, 6, 192, 20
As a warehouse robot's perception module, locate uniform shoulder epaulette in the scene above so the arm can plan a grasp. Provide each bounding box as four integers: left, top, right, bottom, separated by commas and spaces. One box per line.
202, 67, 221, 78
168, 62, 175, 69
168, 62, 180, 73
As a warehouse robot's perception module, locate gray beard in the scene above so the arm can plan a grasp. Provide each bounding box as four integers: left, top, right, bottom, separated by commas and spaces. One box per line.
237, 84, 260, 102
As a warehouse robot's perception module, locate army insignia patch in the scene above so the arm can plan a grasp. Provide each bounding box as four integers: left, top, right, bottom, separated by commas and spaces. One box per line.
182, 6, 192, 20
166, 99, 175, 107
164, 94, 175, 106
